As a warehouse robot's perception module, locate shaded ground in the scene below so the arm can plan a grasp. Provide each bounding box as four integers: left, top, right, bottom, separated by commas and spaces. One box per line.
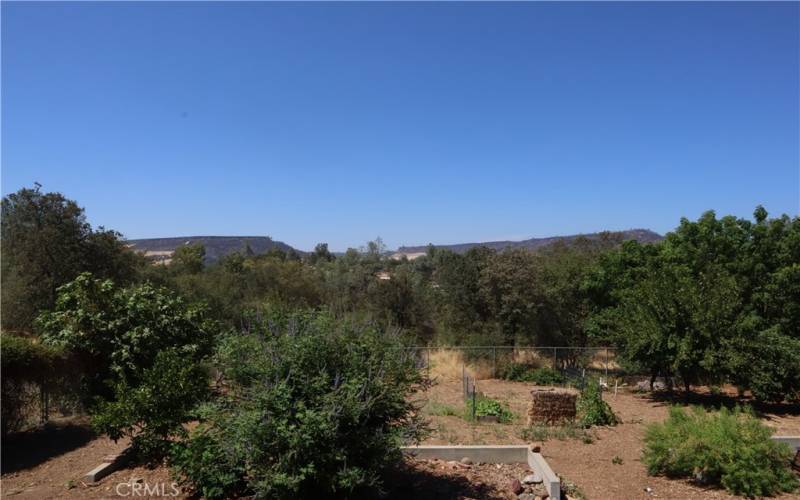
1, 418, 96, 475
0, 422, 176, 500
386, 458, 535, 500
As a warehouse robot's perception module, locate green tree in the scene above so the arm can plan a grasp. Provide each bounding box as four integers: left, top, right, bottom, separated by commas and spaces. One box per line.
610, 264, 739, 390
587, 207, 800, 400
1, 185, 143, 331
308, 242, 334, 264
172, 243, 206, 274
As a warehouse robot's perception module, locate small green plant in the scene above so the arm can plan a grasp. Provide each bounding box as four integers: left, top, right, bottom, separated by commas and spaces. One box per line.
612, 456, 623, 465
466, 396, 513, 423
426, 402, 460, 417
576, 379, 617, 427
500, 363, 564, 385
560, 478, 587, 500
643, 406, 798, 497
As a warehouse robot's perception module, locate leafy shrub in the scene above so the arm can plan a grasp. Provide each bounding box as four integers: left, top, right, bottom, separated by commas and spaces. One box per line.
466, 396, 513, 423
92, 349, 210, 460
576, 379, 617, 427
169, 427, 247, 500
170, 310, 429, 499
644, 406, 798, 497
38, 274, 216, 460
501, 363, 564, 385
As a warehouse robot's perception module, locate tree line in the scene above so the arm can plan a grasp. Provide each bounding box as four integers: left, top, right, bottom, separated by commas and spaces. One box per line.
2, 184, 799, 402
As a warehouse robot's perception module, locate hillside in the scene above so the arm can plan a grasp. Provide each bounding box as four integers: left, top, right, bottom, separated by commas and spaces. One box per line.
127, 236, 301, 263
394, 229, 662, 256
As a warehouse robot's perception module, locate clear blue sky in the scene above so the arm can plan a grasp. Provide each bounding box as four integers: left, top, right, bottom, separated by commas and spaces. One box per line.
2, 2, 798, 251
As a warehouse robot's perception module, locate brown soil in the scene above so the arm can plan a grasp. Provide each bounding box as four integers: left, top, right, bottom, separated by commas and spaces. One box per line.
1, 419, 180, 499
421, 378, 800, 499
387, 458, 539, 500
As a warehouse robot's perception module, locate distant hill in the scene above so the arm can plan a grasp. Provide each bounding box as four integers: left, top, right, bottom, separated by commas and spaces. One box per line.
128, 236, 301, 263
394, 229, 662, 257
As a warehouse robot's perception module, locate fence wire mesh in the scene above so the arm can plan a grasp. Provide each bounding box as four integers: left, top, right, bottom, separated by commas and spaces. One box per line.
407, 346, 620, 383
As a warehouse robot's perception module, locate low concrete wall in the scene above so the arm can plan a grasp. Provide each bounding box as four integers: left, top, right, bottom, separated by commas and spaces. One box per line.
528, 448, 560, 500
401, 444, 528, 463
773, 436, 800, 451
401, 445, 560, 500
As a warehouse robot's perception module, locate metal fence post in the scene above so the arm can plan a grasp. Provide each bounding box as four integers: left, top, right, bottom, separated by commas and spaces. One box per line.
552, 347, 557, 370
492, 347, 497, 378
472, 380, 477, 420
426, 348, 431, 379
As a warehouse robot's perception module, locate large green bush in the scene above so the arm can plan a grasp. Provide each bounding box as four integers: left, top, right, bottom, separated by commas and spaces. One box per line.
169, 310, 429, 499
38, 273, 216, 460
644, 406, 798, 497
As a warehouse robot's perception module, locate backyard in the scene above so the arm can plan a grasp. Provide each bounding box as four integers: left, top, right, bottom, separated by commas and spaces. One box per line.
3, 372, 799, 500
420, 374, 800, 499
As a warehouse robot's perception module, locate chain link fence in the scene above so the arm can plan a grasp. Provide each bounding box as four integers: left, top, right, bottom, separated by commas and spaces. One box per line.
406, 346, 623, 383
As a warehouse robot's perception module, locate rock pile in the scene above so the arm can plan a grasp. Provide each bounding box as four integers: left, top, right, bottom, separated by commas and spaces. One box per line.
526, 388, 577, 425
508, 471, 549, 499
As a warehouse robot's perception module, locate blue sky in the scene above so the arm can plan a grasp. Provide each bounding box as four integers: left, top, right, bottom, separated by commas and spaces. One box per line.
2, 2, 798, 251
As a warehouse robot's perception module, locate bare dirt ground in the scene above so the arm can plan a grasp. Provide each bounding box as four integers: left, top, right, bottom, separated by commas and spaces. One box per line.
387, 458, 539, 500
420, 377, 800, 499
1, 418, 177, 499
2, 380, 799, 499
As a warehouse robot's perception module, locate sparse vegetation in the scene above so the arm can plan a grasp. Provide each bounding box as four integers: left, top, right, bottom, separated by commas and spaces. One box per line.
520, 423, 595, 443
425, 401, 460, 417
644, 406, 798, 497
560, 477, 588, 500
